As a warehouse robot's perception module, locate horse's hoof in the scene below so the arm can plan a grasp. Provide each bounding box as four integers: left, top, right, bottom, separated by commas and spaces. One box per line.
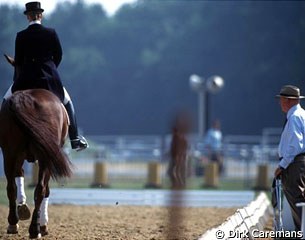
17, 203, 31, 220
29, 233, 41, 239
40, 225, 49, 236
7, 224, 19, 234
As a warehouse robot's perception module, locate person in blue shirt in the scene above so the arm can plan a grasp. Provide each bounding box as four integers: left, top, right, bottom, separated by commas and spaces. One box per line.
204, 119, 223, 174
274, 85, 305, 231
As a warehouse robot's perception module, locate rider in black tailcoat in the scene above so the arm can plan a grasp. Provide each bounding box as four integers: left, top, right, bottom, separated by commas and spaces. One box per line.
4, 2, 88, 151
13, 20, 64, 102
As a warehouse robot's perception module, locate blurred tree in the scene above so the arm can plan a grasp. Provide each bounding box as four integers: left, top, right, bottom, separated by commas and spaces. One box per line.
0, 5, 24, 91
0, 1, 304, 135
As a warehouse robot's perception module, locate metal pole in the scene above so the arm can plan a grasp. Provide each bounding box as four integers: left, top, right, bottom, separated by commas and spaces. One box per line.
198, 90, 205, 137
205, 91, 209, 134
276, 179, 283, 231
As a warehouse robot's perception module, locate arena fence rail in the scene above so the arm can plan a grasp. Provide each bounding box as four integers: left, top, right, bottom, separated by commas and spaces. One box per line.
198, 192, 272, 240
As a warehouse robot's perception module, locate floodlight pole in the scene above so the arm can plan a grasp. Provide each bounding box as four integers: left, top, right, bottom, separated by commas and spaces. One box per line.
189, 74, 224, 138
189, 74, 206, 137
198, 90, 207, 137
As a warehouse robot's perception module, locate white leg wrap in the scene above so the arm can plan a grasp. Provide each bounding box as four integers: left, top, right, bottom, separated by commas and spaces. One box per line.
15, 177, 26, 204
39, 197, 49, 226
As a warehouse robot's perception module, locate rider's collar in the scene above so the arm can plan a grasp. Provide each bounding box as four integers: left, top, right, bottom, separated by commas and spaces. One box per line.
29, 20, 41, 25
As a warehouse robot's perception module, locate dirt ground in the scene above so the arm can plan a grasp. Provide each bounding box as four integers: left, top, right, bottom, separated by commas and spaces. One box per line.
0, 204, 236, 240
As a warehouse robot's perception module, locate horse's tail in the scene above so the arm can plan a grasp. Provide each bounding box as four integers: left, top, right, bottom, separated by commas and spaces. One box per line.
4, 91, 72, 180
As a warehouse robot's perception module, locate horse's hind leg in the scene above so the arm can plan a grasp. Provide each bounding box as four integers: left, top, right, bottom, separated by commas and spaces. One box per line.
3, 153, 19, 234
29, 166, 49, 239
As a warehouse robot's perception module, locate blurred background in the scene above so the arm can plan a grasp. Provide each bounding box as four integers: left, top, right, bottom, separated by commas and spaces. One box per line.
0, 0, 304, 192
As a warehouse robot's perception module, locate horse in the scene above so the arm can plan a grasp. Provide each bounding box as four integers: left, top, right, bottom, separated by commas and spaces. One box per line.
167, 112, 191, 189
0, 88, 72, 238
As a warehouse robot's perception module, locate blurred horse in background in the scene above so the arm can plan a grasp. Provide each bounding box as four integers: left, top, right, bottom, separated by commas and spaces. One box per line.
0, 88, 72, 238
168, 111, 191, 189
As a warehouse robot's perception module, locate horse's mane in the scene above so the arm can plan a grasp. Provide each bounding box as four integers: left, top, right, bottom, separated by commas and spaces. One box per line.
3, 90, 72, 180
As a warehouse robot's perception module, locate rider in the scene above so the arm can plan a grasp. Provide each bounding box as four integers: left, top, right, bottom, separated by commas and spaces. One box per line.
3, 1, 88, 151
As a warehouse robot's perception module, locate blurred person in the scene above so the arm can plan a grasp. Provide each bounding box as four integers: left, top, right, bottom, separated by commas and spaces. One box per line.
204, 119, 223, 174
274, 85, 305, 231
2, 1, 88, 152
167, 111, 191, 189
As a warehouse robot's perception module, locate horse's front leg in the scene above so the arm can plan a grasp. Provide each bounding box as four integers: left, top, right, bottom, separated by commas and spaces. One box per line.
39, 175, 50, 237
29, 167, 47, 239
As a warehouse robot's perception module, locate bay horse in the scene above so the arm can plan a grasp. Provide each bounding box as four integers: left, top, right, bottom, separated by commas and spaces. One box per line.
0, 88, 72, 238
167, 112, 191, 189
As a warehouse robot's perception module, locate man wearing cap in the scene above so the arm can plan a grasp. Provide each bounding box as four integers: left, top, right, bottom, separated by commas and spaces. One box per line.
275, 85, 305, 231
3, 1, 88, 151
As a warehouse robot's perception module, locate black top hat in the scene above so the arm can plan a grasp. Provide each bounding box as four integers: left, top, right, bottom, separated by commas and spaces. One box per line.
24, 2, 44, 15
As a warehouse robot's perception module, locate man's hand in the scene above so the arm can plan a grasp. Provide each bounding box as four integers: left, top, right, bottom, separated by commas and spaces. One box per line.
274, 167, 283, 179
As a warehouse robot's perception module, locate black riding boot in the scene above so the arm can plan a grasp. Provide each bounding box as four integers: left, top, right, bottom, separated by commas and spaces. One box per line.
64, 101, 88, 151
1, 99, 6, 109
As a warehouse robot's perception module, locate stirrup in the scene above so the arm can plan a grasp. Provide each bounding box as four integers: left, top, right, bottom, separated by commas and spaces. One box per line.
71, 136, 89, 151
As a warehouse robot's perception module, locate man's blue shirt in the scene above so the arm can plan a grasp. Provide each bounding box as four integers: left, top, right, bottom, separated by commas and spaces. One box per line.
279, 104, 305, 169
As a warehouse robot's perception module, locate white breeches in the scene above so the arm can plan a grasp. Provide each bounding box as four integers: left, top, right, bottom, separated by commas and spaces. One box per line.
3, 85, 71, 105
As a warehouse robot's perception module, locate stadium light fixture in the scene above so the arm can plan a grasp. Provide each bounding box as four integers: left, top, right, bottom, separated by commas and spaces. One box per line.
189, 74, 224, 137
